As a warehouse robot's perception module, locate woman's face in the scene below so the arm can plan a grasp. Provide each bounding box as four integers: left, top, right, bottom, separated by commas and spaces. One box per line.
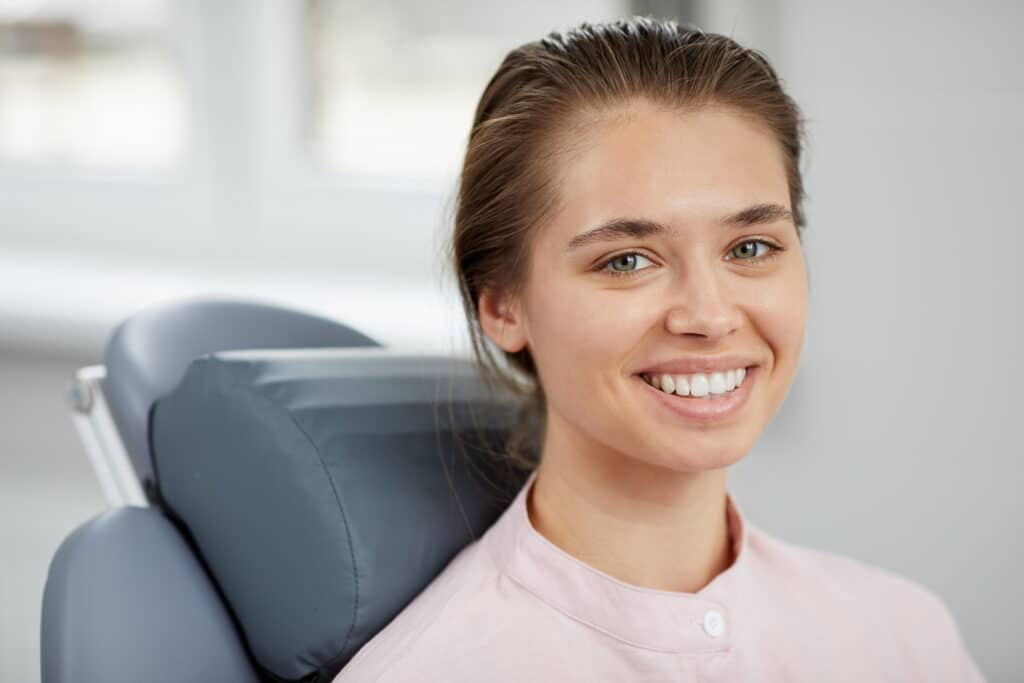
487, 101, 808, 474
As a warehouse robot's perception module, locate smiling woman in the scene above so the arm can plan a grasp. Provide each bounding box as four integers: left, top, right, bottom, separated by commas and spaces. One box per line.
334, 16, 986, 683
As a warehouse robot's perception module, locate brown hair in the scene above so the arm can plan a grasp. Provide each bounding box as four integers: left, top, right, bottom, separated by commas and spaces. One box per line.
446, 16, 807, 478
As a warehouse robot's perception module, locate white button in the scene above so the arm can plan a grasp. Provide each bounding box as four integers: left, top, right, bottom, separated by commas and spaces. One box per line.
703, 609, 725, 637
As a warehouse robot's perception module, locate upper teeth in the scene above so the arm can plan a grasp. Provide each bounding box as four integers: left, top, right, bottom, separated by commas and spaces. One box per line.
644, 368, 747, 397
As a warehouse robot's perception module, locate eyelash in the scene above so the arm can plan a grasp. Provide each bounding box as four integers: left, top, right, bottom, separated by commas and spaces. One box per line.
598, 239, 784, 279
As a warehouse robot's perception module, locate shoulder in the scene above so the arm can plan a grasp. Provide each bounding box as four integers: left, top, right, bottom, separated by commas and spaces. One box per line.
747, 526, 985, 681
749, 525, 950, 616
333, 537, 532, 683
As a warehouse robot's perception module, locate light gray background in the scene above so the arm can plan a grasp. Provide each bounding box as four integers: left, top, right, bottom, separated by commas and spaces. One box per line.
2, 1, 1019, 681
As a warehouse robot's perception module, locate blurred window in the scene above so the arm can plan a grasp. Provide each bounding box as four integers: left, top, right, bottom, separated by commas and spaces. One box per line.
305, 0, 637, 179
0, 0, 187, 169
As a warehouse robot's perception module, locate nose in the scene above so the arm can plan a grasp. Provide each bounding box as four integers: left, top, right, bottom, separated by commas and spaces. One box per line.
664, 266, 743, 340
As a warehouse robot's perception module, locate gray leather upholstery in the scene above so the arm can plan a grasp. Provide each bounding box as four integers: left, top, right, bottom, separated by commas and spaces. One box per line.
41, 506, 259, 683
151, 348, 528, 681
102, 298, 379, 501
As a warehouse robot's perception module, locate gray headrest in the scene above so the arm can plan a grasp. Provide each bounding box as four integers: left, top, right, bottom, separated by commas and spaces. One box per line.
102, 298, 378, 500
150, 348, 531, 682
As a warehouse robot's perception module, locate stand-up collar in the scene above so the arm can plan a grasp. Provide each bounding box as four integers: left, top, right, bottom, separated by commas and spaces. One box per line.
484, 468, 750, 654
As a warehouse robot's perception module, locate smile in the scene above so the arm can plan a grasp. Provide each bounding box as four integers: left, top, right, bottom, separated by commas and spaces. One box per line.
640, 368, 747, 397
634, 366, 757, 423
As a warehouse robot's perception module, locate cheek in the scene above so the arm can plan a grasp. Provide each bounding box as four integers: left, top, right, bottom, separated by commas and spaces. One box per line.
526, 277, 648, 383
752, 264, 809, 370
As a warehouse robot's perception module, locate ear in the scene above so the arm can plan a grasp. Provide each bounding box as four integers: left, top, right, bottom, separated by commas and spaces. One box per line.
478, 287, 528, 354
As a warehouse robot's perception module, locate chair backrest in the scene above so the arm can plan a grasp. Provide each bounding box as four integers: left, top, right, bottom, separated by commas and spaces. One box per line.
42, 299, 531, 683
42, 505, 261, 682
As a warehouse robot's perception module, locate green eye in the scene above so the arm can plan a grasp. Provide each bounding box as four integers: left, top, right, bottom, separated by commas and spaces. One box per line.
730, 239, 782, 263
602, 252, 654, 278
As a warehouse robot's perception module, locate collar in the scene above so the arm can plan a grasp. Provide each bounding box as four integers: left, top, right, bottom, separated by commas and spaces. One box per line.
484, 468, 750, 654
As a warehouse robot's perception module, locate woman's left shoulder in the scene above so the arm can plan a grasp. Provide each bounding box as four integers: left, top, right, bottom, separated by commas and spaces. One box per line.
748, 528, 987, 681
750, 525, 950, 609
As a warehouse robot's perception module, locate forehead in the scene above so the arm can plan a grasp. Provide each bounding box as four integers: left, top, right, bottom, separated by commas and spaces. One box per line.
544, 103, 791, 243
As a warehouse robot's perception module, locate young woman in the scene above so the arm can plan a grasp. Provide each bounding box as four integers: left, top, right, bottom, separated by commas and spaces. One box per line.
336, 17, 985, 682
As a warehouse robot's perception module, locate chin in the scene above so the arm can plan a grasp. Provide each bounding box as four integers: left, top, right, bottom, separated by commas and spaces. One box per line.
641, 432, 754, 473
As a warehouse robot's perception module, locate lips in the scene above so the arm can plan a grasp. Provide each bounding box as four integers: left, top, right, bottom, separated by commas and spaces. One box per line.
635, 365, 758, 423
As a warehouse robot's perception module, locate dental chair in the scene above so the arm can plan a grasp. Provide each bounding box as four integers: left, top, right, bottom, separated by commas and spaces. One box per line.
41, 298, 531, 682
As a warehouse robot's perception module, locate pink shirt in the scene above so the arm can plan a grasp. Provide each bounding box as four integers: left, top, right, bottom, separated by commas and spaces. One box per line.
334, 470, 985, 682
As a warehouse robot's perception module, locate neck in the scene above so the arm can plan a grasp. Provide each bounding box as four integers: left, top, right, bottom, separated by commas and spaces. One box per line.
526, 418, 734, 594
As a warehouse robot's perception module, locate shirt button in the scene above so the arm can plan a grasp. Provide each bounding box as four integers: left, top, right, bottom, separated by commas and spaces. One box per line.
703, 609, 725, 638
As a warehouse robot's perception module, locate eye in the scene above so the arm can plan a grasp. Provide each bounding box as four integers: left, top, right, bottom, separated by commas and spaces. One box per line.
600, 252, 656, 279
728, 239, 783, 264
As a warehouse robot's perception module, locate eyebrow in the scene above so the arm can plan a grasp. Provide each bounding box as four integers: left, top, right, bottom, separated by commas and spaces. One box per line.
564, 203, 794, 252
